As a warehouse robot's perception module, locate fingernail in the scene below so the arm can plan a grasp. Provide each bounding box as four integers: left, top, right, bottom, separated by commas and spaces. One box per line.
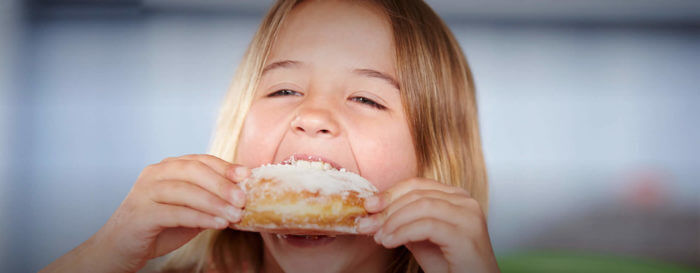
224, 206, 241, 222
234, 166, 250, 179
365, 196, 379, 209
214, 217, 227, 229
357, 218, 374, 233
232, 190, 246, 208
374, 229, 383, 243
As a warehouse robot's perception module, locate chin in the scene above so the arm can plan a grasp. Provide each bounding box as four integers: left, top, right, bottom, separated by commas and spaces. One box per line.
260, 233, 390, 273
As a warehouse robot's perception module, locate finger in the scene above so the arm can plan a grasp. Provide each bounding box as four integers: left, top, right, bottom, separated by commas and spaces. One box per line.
358, 190, 464, 234
162, 154, 251, 182
150, 180, 242, 223
149, 203, 229, 230
365, 178, 469, 213
382, 189, 467, 221
377, 218, 457, 249
376, 197, 460, 239
153, 159, 246, 208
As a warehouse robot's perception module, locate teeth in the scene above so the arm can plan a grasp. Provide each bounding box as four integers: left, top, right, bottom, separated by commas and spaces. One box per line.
288, 159, 335, 170
275, 234, 336, 239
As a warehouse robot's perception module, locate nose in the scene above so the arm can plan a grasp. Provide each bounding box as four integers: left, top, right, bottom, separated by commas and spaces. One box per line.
290, 107, 340, 138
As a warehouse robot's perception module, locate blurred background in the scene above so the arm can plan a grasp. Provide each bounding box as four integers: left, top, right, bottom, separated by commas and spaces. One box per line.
1, 0, 698, 272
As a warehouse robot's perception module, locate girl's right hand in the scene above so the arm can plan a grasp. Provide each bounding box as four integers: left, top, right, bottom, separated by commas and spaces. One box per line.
44, 154, 250, 273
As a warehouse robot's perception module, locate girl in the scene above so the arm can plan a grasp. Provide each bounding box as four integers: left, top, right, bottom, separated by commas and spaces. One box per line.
41, 0, 499, 272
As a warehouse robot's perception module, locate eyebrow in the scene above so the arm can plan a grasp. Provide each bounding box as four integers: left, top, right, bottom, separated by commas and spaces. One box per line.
353, 68, 400, 90
262, 59, 400, 90
262, 60, 302, 75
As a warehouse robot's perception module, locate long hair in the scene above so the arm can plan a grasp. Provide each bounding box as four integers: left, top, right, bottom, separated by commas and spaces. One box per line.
159, 1, 487, 272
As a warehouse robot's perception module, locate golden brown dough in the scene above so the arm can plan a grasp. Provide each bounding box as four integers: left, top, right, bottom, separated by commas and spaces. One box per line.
233, 160, 378, 234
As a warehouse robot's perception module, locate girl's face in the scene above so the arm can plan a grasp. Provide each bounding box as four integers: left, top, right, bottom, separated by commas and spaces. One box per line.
236, 1, 417, 272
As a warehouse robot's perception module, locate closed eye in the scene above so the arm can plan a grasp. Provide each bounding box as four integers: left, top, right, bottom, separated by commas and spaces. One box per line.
349, 96, 386, 110
267, 89, 303, 97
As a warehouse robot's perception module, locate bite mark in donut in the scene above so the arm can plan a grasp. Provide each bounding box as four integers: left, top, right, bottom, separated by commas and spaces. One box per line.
233, 160, 378, 234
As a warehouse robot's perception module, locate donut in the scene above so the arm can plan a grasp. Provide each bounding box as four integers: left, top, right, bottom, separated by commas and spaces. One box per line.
233, 160, 378, 234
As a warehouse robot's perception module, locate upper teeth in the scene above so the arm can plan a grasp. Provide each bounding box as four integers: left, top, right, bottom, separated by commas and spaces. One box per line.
290, 159, 335, 170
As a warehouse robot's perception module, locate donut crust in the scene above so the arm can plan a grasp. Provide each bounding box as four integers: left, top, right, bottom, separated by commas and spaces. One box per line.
234, 177, 372, 234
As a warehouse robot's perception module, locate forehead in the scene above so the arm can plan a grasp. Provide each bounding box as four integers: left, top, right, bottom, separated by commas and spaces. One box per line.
268, 1, 396, 76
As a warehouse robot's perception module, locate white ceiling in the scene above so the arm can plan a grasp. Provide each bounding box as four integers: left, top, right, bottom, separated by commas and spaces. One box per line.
142, 0, 700, 23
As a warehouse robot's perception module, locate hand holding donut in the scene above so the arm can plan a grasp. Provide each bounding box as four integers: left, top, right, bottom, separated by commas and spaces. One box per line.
358, 178, 501, 273
40, 154, 250, 273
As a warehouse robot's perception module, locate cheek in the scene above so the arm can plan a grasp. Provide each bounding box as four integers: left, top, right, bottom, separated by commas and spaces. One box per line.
235, 104, 288, 167
351, 119, 417, 191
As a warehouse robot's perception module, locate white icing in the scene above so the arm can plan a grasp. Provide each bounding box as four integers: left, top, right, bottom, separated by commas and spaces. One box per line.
288, 159, 334, 170
243, 160, 378, 197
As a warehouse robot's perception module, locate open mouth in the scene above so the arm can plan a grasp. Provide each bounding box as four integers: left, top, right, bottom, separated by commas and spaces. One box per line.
275, 234, 337, 240
275, 233, 338, 247
281, 154, 344, 171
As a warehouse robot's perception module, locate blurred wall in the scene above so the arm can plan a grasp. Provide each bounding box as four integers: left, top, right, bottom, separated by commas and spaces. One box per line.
2, 2, 699, 272
0, 0, 26, 269
5, 8, 259, 272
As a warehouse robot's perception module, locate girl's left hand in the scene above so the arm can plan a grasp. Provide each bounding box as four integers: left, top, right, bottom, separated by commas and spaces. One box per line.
357, 178, 500, 273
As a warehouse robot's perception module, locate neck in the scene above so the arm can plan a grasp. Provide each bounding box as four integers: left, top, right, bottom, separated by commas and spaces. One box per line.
260, 247, 284, 273
260, 243, 395, 273
345, 246, 395, 273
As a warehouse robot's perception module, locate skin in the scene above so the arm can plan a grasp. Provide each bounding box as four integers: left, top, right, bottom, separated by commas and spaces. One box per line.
235, 1, 414, 273
40, 1, 499, 273
236, 2, 500, 273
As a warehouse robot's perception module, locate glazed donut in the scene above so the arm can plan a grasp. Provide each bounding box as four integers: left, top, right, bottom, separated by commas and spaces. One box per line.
233, 160, 378, 234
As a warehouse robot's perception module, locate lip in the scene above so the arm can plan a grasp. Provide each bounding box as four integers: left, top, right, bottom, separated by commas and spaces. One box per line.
281, 153, 344, 170
275, 234, 337, 248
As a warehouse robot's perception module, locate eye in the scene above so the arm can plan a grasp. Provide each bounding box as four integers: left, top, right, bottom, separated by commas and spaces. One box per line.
350, 96, 387, 110
267, 89, 303, 97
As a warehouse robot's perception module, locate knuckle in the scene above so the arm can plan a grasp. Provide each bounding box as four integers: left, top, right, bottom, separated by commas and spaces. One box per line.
463, 210, 487, 230
142, 163, 159, 174
405, 190, 430, 204
178, 160, 205, 174
415, 198, 435, 212
464, 198, 481, 210
163, 159, 185, 171
198, 154, 217, 161
137, 164, 160, 184
414, 218, 435, 233
183, 154, 205, 161
185, 160, 205, 171
455, 187, 470, 196
400, 190, 422, 203
405, 178, 423, 188
161, 156, 178, 163
455, 197, 471, 208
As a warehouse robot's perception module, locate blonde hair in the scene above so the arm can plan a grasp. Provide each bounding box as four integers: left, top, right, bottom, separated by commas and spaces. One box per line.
159, 0, 487, 272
